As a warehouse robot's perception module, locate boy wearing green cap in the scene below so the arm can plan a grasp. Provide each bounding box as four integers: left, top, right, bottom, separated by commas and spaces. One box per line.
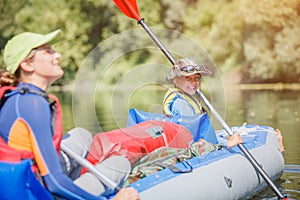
0, 30, 139, 200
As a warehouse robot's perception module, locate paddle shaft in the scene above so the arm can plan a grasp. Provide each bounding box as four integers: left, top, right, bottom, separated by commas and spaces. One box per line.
138, 19, 176, 65
60, 143, 121, 191
198, 91, 285, 198
136, 17, 286, 200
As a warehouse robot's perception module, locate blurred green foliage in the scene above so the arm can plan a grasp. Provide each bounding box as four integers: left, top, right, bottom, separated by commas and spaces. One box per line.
0, 0, 299, 84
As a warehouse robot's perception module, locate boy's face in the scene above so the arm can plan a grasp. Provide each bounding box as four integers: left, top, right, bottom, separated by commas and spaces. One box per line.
173, 74, 201, 95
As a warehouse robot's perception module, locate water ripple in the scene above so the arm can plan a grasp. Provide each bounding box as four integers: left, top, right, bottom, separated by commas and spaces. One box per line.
284, 164, 300, 173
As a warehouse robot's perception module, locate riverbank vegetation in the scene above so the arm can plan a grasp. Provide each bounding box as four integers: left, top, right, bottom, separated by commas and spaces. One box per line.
1, 0, 299, 85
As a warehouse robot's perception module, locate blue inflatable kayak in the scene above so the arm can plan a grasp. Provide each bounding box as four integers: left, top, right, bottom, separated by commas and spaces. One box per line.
125, 108, 284, 199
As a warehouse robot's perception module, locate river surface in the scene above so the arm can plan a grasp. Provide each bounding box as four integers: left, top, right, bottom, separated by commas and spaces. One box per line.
54, 88, 300, 199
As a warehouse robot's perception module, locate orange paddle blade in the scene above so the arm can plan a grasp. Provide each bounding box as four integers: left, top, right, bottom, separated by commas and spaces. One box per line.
113, 0, 142, 20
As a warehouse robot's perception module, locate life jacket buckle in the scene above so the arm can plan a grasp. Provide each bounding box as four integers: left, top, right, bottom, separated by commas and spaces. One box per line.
19, 87, 30, 94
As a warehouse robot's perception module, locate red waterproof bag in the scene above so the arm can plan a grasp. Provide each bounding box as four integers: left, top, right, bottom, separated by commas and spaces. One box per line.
84, 120, 193, 172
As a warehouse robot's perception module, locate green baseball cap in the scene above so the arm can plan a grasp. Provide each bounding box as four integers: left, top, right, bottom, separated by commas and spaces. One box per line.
3, 29, 62, 74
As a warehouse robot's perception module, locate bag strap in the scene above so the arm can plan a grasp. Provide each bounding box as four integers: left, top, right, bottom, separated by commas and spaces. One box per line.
155, 161, 193, 173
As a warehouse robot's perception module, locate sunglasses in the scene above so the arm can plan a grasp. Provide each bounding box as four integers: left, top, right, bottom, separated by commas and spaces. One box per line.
179, 65, 207, 73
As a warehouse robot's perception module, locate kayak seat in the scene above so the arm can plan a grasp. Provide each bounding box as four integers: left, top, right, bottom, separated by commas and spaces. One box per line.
0, 159, 53, 200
